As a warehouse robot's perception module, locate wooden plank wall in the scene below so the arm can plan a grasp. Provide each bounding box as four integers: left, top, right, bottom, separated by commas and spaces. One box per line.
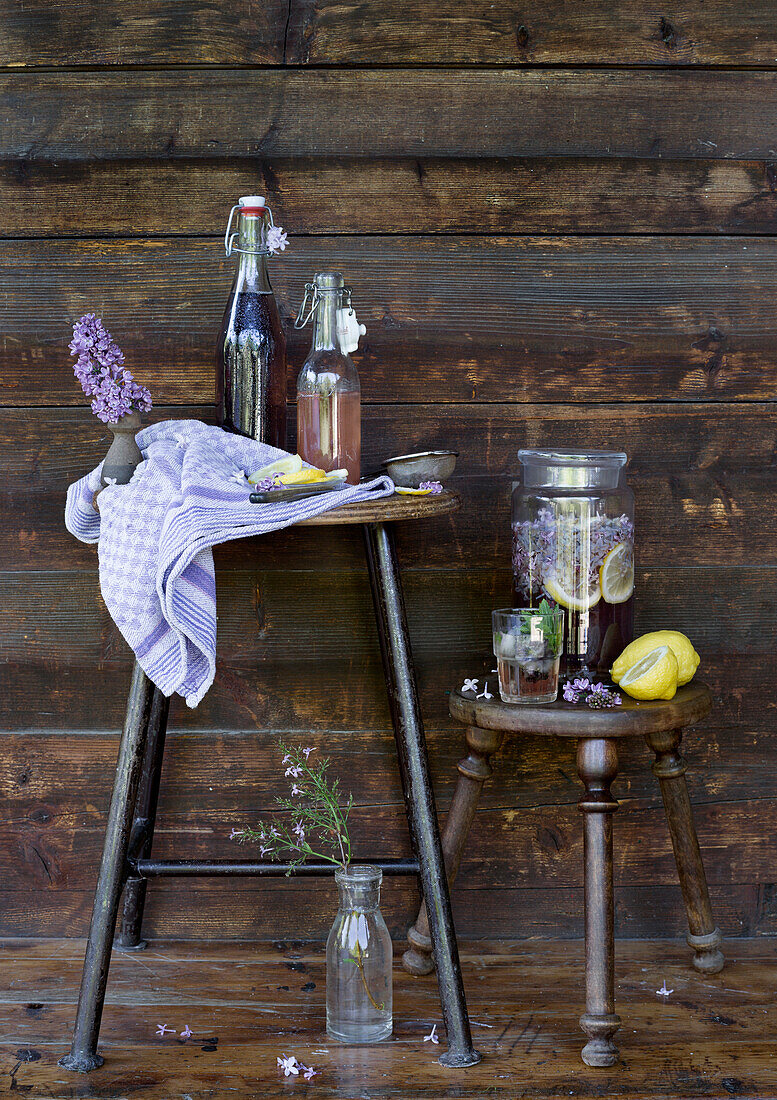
1, 2, 776, 942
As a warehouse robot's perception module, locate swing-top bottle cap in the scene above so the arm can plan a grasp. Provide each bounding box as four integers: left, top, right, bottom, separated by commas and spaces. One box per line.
239, 195, 266, 213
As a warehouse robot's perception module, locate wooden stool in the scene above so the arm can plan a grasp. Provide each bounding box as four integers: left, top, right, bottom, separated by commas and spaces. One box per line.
402, 680, 724, 1067
60, 493, 480, 1072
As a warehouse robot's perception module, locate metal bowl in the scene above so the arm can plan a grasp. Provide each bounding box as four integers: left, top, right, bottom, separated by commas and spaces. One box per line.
382, 450, 458, 489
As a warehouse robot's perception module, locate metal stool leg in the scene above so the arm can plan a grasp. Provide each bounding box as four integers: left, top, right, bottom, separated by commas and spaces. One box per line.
60, 662, 155, 1072
403, 724, 505, 975
363, 521, 480, 1068
116, 687, 171, 950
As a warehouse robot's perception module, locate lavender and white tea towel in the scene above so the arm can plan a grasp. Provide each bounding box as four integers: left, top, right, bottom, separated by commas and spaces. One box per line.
65, 419, 394, 707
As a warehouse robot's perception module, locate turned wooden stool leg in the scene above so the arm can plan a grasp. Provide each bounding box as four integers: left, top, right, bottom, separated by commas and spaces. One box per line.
403, 725, 506, 976
645, 728, 724, 975
577, 738, 621, 1068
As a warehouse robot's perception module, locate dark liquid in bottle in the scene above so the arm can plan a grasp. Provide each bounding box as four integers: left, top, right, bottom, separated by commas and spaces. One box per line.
216, 289, 287, 448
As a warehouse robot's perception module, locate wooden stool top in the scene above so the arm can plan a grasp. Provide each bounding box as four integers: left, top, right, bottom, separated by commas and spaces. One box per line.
298, 489, 459, 526
450, 680, 712, 738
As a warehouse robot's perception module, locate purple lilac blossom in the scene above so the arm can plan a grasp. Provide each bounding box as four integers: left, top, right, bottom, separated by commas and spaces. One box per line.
419, 480, 443, 494
512, 507, 634, 603
254, 474, 283, 491
70, 314, 152, 424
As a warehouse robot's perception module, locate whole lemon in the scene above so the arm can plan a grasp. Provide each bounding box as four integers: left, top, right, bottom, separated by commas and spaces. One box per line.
619, 645, 679, 701
612, 630, 699, 687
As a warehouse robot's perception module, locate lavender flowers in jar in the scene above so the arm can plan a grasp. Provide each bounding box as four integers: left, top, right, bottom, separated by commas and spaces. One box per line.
512, 450, 635, 675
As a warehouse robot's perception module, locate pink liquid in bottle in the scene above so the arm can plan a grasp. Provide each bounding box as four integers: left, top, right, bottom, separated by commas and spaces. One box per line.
297, 390, 361, 484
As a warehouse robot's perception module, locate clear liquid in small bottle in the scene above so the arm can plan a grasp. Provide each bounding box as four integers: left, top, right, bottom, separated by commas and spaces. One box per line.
296, 273, 361, 484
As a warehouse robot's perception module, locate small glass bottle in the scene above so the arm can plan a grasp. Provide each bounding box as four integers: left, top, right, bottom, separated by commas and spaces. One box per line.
216, 196, 287, 447
326, 865, 392, 1044
295, 272, 364, 484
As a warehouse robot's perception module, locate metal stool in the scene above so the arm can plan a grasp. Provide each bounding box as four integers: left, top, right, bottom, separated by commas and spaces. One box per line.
402, 679, 723, 1067
60, 493, 480, 1071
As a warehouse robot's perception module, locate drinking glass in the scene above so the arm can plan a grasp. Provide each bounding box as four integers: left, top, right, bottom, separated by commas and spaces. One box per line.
492, 607, 564, 704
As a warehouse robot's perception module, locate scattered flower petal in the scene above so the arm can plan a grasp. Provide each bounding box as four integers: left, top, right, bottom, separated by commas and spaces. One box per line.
156, 1024, 175, 1037
277, 1053, 299, 1076
300, 1063, 318, 1080
656, 981, 674, 998
230, 469, 247, 484
180, 1025, 193, 1039
461, 678, 479, 693
423, 1024, 440, 1044
477, 682, 493, 700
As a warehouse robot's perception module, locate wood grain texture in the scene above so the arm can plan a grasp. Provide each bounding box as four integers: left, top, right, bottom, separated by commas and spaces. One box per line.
4, 237, 777, 406
450, 682, 713, 738
2, 940, 777, 1098
3, 70, 777, 162
0, 0, 287, 66
287, 0, 777, 67
5, 0, 777, 68
6, 157, 777, 237
2, 403, 774, 572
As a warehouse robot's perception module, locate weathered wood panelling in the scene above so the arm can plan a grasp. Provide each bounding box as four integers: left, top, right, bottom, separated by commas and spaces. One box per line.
6, 158, 777, 237
4, 71, 777, 162
3, 237, 777, 406
5, 1, 777, 68
1, 0, 775, 944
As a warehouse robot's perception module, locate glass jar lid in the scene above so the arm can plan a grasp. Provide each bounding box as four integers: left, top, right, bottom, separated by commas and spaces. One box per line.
517, 448, 627, 489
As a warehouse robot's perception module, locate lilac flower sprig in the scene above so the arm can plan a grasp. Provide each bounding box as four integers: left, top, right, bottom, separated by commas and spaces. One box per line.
419, 480, 443, 494
266, 225, 288, 254
233, 742, 353, 872
69, 314, 152, 424
563, 677, 622, 708
254, 473, 283, 492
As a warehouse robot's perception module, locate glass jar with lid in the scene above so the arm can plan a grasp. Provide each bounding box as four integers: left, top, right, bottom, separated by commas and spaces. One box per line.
512, 449, 635, 675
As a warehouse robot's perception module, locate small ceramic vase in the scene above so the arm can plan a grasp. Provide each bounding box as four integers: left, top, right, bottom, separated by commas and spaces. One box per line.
100, 410, 143, 487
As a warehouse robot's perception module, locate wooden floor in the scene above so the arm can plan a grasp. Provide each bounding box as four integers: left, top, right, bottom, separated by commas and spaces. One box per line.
1, 937, 775, 1099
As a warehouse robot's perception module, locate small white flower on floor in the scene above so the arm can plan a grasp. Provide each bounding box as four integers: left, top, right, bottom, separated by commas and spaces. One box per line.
423, 1024, 440, 1044
156, 1023, 175, 1037
461, 678, 479, 693
180, 1024, 192, 1039
477, 681, 493, 700
277, 1053, 299, 1076
656, 981, 674, 997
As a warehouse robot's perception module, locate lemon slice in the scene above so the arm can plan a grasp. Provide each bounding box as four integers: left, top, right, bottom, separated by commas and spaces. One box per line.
600, 543, 634, 604
612, 630, 699, 686
619, 645, 679, 701
395, 486, 432, 496
544, 572, 601, 612
248, 454, 303, 485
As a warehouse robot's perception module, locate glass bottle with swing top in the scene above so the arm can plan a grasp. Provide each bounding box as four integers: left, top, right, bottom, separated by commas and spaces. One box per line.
295, 272, 366, 485
216, 196, 288, 447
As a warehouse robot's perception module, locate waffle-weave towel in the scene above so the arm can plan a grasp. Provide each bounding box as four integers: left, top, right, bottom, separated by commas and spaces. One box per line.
65, 419, 394, 707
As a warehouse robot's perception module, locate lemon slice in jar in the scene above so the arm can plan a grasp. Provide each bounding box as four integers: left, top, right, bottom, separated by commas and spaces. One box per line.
599, 542, 634, 604
543, 571, 601, 612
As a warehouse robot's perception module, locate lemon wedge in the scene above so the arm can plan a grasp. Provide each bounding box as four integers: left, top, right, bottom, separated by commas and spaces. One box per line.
543, 571, 601, 612
395, 486, 432, 496
612, 630, 699, 686
619, 645, 679, 701
248, 454, 303, 485
600, 543, 634, 605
